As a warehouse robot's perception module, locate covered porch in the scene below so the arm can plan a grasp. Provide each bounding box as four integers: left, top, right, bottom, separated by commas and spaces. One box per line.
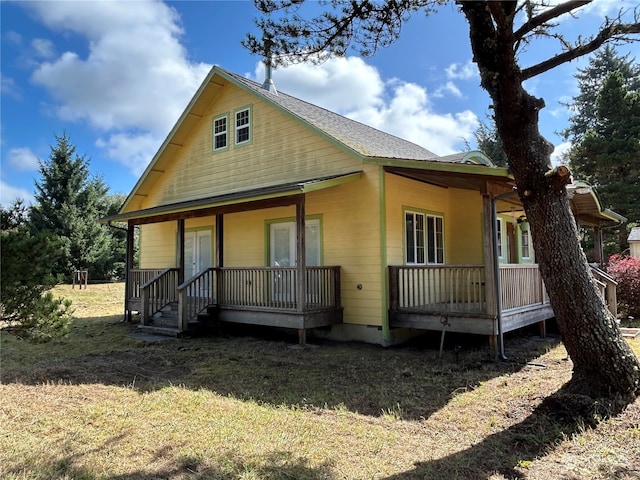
105, 175, 361, 343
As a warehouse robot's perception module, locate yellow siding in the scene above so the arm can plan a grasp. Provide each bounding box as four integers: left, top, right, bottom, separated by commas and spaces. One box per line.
448, 188, 483, 264
139, 222, 177, 268
384, 173, 484, 266
141, 86, 364, 209
219, 166, 383, 326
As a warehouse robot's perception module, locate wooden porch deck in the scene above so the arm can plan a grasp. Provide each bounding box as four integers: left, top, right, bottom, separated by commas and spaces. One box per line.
388, 264, 553, 336
127, 266, 343, 339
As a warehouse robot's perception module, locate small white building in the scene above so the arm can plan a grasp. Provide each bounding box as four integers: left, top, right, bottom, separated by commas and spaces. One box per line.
629, 227, 640, 259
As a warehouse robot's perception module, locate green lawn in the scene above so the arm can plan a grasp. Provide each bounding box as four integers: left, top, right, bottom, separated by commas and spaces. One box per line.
1, 283, 639, 479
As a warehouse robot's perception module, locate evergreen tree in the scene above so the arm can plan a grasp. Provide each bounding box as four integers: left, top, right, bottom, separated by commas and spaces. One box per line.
29, 132, 112, 280
473, 119, 508, 167
569, 71, 640, 254
562, 45, 640, 143
1, 204, 73, 342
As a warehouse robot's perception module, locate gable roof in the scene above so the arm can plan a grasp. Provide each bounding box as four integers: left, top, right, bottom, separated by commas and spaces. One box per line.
629, 227, 640, 242
222, 69, 440, 161
120, 65, 497, 214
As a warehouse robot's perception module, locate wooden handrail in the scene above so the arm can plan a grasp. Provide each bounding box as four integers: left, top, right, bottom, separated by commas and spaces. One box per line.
177, 268, 216, 331
140, 268, 179, 325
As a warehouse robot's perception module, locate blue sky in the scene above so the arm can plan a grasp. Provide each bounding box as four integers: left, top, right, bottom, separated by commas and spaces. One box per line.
2, 0, 639, 206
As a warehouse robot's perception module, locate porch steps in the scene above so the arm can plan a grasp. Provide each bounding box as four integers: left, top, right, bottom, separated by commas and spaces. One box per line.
138, 302, 216, 337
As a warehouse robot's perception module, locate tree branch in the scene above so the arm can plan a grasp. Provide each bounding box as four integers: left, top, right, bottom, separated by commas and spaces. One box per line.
514, 1, 590, 41
522, 21, 640, 80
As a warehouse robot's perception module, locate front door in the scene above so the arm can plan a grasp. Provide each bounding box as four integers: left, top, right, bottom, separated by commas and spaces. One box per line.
184, 230, 212, 296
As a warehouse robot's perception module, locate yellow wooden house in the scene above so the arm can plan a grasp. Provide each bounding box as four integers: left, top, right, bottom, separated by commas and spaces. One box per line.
102, 65, 622, 348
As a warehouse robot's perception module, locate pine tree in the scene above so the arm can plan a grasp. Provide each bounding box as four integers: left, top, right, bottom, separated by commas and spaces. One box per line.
1, 203, 73, 342
569, 70, 640, 255
29, 132, 112, 280
473, 119, 508, 167
562, 45, 640, 143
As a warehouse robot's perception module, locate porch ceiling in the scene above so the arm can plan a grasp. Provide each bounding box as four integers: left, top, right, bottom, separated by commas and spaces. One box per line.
385, 166, 516, 194
100, 171, 362, 225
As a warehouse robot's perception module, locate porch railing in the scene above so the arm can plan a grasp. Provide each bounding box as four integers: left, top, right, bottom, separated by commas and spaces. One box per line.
128, 268, 166, 300
140, 268, 179, 325
389, 264, 550, 315
177, 268, 216, 331
388, 265, 486, 314
134, 266, 341, 329
218, 266, 341, 310
499, 264, 548, 310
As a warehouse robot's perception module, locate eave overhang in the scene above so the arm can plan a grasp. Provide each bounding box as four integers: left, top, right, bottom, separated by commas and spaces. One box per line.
101, 171, 362, 225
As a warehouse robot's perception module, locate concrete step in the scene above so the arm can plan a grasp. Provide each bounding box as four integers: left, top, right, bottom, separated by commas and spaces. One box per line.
137, 325, 181, 337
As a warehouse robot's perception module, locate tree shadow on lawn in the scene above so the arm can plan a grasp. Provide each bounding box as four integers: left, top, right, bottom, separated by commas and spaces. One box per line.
2, 316, 560, 421
6, 436, 335, 480
383, 387, 638, 480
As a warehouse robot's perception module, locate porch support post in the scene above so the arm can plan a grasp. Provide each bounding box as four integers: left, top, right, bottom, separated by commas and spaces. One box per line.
125, 221, 135, 322
296, 195, 307, 345
215, 214, 224, 308
483, 193, 499, 355
177, 219, 185, 285
483, 194, 498, 318
215, 214, 224, 268
593, 226, 603, 265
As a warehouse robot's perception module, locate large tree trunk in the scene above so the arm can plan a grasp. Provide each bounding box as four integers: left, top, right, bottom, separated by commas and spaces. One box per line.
461, 2, 640, 399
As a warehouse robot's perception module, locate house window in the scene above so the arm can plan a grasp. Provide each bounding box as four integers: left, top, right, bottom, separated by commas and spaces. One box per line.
213, 115, 228, 151
496, 218, 503, 258
405, 211, 444, 265
235, 107, 251, 145
521, 226, 531, 259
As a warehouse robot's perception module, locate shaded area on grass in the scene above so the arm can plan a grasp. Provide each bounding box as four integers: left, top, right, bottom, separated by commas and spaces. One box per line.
5, 441, 335, 480
384, 388, 640, 480
1, 314, 559, 421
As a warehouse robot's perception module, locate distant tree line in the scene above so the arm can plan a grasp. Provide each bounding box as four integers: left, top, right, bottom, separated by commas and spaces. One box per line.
1, 132, 128, 341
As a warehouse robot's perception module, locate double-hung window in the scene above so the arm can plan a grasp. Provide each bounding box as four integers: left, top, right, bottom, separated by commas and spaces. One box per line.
213, 115, 228, 151
405, 210, 444, 265
521, 226, 531, 259
235, 107, 251, 145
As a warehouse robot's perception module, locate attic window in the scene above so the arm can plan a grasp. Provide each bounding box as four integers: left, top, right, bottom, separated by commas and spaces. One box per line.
213, 114, 228, 151
235, 106, 251, 145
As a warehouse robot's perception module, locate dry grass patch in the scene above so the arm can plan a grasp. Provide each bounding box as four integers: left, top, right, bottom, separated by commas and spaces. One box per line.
1, 282, 639, 479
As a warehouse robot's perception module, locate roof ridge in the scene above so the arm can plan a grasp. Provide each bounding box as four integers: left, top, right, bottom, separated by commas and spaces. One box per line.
219, 66, 440, 161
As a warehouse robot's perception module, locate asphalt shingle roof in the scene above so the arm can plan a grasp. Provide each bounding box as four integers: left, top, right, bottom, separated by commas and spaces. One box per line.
223, 69, 440, 161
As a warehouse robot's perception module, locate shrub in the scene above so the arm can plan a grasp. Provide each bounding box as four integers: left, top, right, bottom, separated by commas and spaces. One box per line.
606, 254, 640, 319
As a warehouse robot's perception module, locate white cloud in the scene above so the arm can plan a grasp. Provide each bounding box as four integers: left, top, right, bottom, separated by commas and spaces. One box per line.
433, 81, 463, 99
0, 180, 34, 206
1, 74, 21, 99
550, 141, 571, 167
445, 60, 477, 81
5, 31, 22, 45
23, 0, 211, 174
255, 56, 385, 113
257, 57, 478, 155
31, 38, 55, 58
96, 132, 162, 176
8, 147, 40, 171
